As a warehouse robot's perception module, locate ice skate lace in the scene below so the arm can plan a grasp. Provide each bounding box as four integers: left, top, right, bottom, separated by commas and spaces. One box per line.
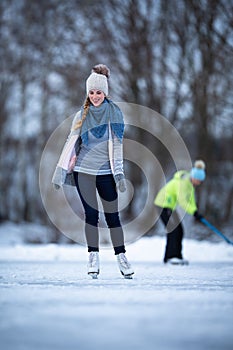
118, 254, 131, 269
89, 252, 98, 267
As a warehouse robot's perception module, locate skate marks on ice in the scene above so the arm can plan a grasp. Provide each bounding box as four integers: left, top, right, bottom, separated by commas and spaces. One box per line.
0, 261, 232, 291
1, 261, 233, 350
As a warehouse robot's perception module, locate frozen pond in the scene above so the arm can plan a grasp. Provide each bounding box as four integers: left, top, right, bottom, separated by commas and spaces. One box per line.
1, 254, 233, 350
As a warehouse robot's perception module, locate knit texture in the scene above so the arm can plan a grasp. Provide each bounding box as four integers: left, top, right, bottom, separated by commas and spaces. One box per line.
81, 99, 124, 145
190, 167, 206, 181
86, 72, 108, 96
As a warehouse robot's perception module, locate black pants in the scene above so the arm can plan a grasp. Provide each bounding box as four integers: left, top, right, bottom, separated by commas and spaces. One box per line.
74, 172, 126, 255
160, 208, 183, 262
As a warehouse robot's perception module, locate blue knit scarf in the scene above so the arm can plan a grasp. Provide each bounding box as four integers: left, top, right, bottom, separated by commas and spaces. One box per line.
80, 99, 124, 145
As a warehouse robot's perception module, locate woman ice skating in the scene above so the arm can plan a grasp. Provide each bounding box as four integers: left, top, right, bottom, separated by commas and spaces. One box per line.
52, 64, 134, 279
154, 160, 206, 265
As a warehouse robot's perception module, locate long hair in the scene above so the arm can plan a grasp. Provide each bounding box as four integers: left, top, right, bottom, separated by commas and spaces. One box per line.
72, 96, 90, 130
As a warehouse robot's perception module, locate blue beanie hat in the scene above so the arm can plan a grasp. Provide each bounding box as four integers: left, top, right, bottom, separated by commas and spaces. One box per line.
190, 160, 206, 181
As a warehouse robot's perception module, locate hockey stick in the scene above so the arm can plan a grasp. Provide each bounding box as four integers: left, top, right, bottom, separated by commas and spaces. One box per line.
200, 218, 233, 245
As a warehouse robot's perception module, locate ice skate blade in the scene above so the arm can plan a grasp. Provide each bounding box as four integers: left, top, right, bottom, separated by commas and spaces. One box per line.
88, 272, 98, 279
124, 274, 133, 279
166, 258, 189, 266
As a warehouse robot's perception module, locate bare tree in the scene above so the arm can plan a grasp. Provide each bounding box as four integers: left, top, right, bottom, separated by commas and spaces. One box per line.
1, 0, 232, 238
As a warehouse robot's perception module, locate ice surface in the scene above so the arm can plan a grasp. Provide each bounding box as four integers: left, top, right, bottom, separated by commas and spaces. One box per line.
0, 226, 233, 350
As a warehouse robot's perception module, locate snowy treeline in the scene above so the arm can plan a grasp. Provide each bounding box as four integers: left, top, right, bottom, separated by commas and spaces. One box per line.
0, 0, 232, 242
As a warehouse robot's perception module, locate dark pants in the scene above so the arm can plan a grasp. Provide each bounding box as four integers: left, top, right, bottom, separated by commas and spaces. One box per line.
160, 208, 183, 262
74, 172, 126, 255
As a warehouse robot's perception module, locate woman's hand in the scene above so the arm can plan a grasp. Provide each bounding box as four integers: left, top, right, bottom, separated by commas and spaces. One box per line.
68, 155, 77, 173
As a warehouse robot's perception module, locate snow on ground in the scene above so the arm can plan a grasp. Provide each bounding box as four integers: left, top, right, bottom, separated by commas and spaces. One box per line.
0, 223, 233, 350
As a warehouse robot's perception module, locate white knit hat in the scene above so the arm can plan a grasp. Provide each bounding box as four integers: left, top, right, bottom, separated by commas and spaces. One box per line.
86, 72, 108, 96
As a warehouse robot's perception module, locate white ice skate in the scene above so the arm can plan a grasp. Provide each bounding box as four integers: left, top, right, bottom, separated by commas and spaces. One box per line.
166, 257, 189, 265
87, 252, 100, 279
117, 253, 134, 279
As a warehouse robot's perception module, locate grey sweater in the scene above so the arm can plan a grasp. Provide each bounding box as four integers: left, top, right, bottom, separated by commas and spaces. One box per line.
52, 111, 124, 189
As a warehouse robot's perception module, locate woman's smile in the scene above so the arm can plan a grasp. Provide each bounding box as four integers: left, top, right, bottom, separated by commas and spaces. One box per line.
89, 89, 105, 107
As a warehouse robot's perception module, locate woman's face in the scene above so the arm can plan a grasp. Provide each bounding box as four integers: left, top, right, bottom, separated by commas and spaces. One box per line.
89, 89, 105, 107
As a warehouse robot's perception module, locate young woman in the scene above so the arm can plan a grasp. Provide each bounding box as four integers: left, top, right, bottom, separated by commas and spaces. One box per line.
154, 160, 206, 265
52, 64, 134, 279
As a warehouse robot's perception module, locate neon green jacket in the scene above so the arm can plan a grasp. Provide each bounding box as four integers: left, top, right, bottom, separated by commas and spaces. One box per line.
154, 171, 197, 215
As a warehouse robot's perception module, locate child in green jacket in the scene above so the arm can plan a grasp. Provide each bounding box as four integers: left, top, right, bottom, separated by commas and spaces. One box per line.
154, 160, 206, 265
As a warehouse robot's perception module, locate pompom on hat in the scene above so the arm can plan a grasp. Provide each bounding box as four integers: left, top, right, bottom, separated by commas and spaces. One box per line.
190, 160, 206, 181
86, 64, 110, 96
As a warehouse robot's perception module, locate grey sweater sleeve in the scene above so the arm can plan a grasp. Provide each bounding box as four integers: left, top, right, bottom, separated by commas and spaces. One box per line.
112, 133, 124, 176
